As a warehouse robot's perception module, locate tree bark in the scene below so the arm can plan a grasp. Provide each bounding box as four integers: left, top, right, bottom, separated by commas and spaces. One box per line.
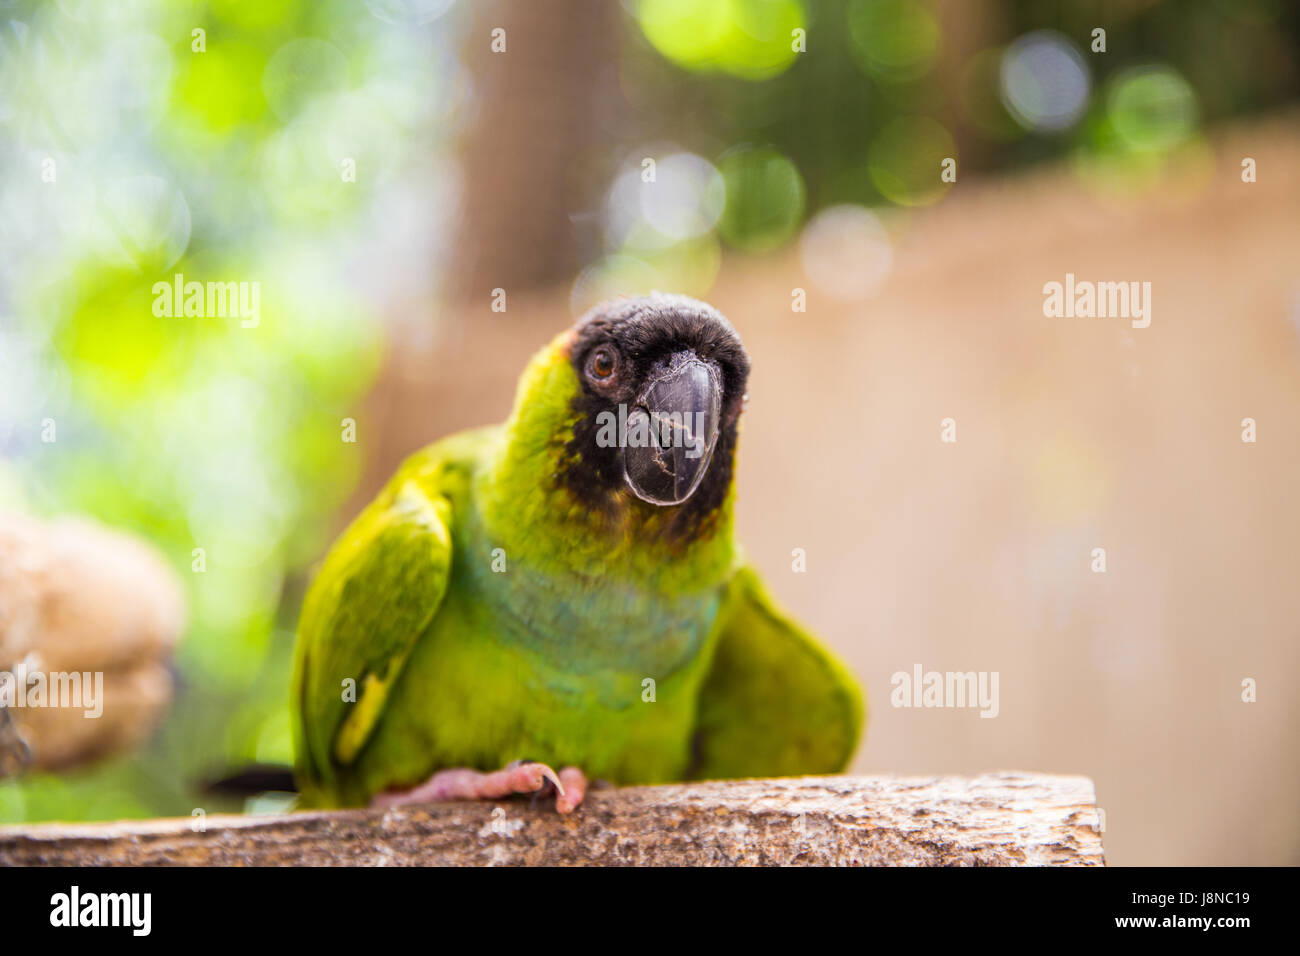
0, 772, 1103, 866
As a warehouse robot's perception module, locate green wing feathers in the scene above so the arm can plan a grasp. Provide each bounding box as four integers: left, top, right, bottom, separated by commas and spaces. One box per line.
690, 565, 864, 780
291, 478, 452, 804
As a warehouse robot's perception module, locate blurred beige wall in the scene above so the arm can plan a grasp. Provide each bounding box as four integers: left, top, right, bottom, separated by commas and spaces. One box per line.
364, 115, 1300, 865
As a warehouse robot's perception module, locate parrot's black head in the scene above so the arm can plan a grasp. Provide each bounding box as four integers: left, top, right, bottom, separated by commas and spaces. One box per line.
561, 294, 750, 535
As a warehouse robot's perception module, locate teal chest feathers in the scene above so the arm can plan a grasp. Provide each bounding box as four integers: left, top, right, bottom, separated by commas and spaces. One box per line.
453, 523, 723, 694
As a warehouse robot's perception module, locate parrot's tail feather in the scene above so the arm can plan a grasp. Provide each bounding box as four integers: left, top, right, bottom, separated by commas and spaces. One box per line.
203, 764, 298, 796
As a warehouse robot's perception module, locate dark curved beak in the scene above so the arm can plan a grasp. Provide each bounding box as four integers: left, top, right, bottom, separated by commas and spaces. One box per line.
622, 350, 722, 506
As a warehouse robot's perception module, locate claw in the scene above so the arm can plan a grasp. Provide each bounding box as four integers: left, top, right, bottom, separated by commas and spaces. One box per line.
534, 762, 565, 798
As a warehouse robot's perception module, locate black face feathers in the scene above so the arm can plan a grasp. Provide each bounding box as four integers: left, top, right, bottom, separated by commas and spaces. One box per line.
560, 295, 751, 537
569, 294, 750, 423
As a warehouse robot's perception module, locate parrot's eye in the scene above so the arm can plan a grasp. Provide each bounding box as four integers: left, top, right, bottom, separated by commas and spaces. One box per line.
586, 347, 617, 382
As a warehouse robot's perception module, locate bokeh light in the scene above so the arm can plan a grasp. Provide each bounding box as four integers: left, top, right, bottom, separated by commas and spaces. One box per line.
646, 153, 725, 240
178, 40, 269, 132
637, 0, 805, 81
86, 176, 191, 274
846, 0, 940, 83
1000, 30, 1091, 132
717, 146, 806, 252
1107, 65, 1199, 153
209, 0, 301, 30
867, 116, 955, 206
364, 0, 457, 26
799, 204, 894, 301
262, 38, 350, 123
571, 235, 721, 315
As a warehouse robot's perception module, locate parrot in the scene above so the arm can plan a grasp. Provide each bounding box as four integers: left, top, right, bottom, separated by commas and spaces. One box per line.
291, 294, 864, 812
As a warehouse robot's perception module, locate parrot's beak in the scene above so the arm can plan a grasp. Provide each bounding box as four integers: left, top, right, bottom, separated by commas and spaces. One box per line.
622, 350, 722, 506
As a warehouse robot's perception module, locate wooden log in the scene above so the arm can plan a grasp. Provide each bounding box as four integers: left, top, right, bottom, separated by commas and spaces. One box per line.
0, 772, 1103, 866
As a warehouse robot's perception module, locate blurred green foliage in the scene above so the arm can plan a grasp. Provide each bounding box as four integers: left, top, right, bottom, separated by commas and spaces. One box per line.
0, 0, 447, 821
623, 0, 1298, 231
579, 0, 1295, 304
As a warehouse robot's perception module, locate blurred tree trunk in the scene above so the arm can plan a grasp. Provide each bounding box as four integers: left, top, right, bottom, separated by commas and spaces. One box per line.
933, 0, 1005, 172
347, 2, 622, 514
445, 0, 622, 307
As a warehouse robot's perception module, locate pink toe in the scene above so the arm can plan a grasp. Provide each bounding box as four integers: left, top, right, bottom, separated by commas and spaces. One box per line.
556, 766, 587, 813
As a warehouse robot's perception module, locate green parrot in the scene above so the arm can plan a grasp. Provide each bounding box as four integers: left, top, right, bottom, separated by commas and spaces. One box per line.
291, 294, 863, 812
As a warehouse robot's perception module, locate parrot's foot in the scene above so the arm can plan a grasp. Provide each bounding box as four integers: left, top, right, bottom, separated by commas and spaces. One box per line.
371, 762, 588, 814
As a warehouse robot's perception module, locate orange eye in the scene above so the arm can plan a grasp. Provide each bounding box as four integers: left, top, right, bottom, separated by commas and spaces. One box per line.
588, 348, 616, 380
